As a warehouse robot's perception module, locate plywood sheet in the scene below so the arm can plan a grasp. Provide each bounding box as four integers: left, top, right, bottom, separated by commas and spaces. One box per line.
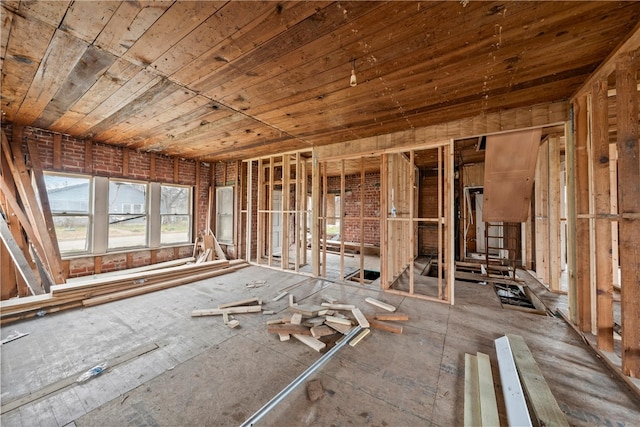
483, 129, 542, 222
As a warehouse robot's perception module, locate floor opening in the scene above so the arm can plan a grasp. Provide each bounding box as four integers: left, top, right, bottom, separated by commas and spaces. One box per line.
346, 269, 380, 284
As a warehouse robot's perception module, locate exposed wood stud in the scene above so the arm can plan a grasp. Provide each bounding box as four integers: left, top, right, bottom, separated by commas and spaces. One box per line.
574, 96, 592, 332
616, 51, 640, 378
591, 78, 614, 352
52, 133, 62, 170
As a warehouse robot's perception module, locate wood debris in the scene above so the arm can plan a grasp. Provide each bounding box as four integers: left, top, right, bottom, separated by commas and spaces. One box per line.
306, 379, 324, 401
264, 294, 409, 353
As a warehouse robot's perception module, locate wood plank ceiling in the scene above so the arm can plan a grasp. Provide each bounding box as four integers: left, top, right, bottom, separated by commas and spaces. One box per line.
1, 1, 639, 163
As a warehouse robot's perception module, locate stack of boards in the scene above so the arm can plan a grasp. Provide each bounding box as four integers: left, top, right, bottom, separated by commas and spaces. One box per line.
1, 258, 248, 324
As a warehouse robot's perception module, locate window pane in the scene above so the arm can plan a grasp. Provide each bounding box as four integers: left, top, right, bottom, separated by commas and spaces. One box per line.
218, 215, 233, 243
45, 174, 90, 213
161, 215, 190, 244
108, 215, 147, 249
161, 185, 189, 214
54, 216, 89, 253
216, 186, 234, 244
109, 181, 146, 214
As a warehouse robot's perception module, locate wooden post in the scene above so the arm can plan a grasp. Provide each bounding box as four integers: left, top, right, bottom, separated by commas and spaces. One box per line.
245, 160, 253, 262
446, 141, 455, 303
616, 52, 640, 378
340, 159, 345, 280
437, 146, 443, 299
380, 154, 388, 289
592, 79, 614, 351
268, 157, 274, 267
322, 161, 327, 277
294, 152, 300, 272
359, 157, 365, 284
282, 155, 290, 270
194, 161, 201, 243
52, 133, 62, 170
311, 149, 320, 277
256, 159, 264, 265
565, 119, 578, 325
548, 136, 561, 292
574, 96, 592, 332
409, 151, 415, 295
534, 140, 550, 286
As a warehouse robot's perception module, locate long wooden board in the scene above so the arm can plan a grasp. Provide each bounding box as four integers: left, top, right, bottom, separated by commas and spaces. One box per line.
506, 334, 569, 427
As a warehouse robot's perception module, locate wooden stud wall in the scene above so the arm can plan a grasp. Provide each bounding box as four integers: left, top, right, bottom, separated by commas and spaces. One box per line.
248, 151, 311, 273
570, 32, 639, 377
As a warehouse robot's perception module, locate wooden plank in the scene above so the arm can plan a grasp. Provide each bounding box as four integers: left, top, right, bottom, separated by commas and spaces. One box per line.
374, 312, 408, 322
0, 177, 48, 291
15, 29, 88, 124
310, 325, 335, 338
573, 20, 640, 99
616, 52, 640, 378
218, 297, 261, 309
2, 130, 64, 284
476, 352, 499, 427
367, 318, 403, 334
351, 308, 369, 328
348, 328, 370, 347
365, 297, 396, 312
320, 303, 355, 311
268, 323, 311, 336
506, 334, 569, 427
591, 79, 614, 351
464, 353, 481, 427
548, 136, 561, 292
573, 96, 592, 332
324, 321, 353, 334
33, 45, 117, 129
324, 316, 352, 326
288, 304, 325, 318
494, 336, 532, 427
191, 305, 262, 317
52, 133, 62, 170
0, 216, 43, 295
564, 119, 578, 325
26, 135, 63, 285
293, 334, 326, 352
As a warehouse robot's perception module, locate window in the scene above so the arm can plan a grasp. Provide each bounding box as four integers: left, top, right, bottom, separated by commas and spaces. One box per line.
160, 184, 191, 245
44, 173, 92, 254
108, 180, 147, 250
216, 186, 234, 244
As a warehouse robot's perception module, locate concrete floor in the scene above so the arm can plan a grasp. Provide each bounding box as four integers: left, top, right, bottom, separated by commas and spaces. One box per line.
1, 265, 639, 426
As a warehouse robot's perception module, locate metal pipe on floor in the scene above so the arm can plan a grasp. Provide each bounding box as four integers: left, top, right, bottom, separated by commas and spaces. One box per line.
240, 325, 363, 427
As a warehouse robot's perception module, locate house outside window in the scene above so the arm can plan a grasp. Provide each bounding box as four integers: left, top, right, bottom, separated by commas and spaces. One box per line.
43, 173, 92, 254
160, 184, 191, 245
108, 180, 148, 250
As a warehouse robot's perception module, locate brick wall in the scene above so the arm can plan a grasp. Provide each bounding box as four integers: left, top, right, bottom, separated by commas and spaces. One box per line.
326, 172, 380, 246
2, 122, 211, 279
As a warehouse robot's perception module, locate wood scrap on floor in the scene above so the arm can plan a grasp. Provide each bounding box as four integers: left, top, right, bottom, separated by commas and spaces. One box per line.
464, 352, 499, 427
265, 293, 409, 354
191, 305, 262, 316
306, 379, 324, 402
506, 334, 569, 427
365, 297, 396, 312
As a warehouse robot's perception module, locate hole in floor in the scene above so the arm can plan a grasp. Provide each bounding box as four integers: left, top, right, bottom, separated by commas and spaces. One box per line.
346, 269, 380, 284
494, 283, 536, 310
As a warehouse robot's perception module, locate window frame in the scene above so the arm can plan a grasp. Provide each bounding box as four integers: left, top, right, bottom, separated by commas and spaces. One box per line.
42, 172, 93, 255
215, 185, 234, 244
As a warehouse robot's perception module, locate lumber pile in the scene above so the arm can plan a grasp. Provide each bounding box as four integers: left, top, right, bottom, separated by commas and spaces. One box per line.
0, 259, 248, 324
265, 294, 409, 352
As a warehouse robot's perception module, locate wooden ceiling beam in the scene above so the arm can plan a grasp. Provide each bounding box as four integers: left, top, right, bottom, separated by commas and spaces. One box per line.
573, 20, 640, 100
